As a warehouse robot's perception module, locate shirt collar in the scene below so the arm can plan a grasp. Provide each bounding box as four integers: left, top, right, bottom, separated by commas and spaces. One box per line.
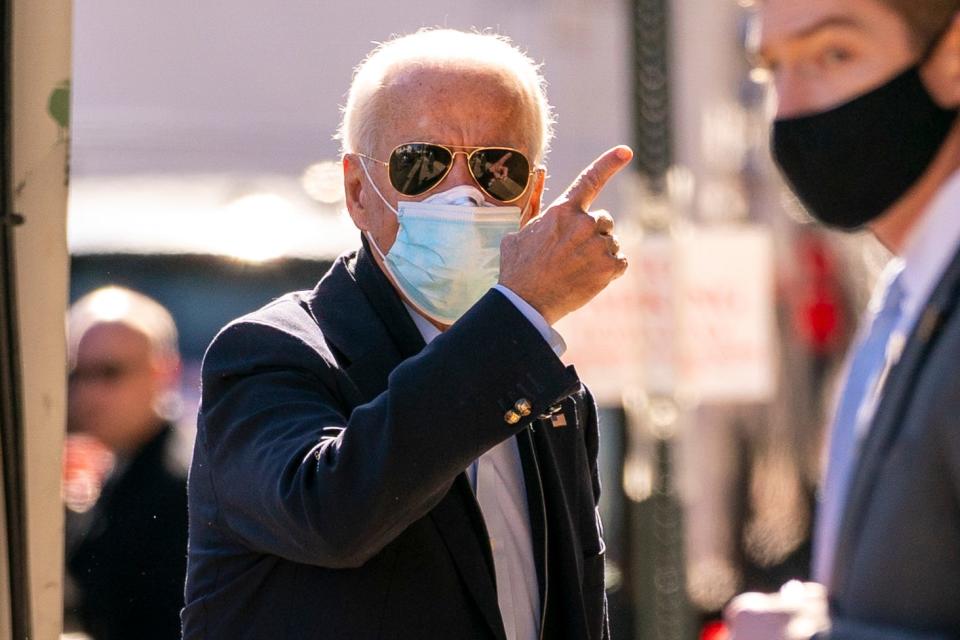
403, 301, 441, 344
897, 168, 960, 321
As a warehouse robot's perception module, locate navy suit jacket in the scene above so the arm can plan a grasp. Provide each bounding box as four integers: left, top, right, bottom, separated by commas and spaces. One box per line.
183, 245, 609, 639
819, 244, 960, 639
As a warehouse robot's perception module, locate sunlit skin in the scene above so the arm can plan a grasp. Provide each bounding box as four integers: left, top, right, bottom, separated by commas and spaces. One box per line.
755, 0, 960, 252
68, 322, 179, 455
342, 65, 546, 330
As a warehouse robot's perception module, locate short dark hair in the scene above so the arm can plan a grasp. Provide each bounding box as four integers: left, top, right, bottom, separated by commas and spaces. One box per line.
878, 0, 959, 49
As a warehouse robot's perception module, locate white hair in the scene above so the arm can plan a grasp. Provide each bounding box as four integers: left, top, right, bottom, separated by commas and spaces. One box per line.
68, 286, 179, 365
337, 28, 555, 164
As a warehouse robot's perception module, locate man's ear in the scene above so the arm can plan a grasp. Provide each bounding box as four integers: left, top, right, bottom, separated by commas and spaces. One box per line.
922, 13, 960, 107
343, 154, 369, 230
520, 168, 547, 226
150, 352, 182, 396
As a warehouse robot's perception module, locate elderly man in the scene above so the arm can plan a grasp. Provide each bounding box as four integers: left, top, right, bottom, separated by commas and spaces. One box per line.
727, 1, 960, 638
66, 286, 187, 640
183, 29, 629, 639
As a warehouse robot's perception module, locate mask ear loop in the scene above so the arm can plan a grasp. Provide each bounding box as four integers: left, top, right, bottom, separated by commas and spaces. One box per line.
356, 155, 400, 259
358, 155, 400, 217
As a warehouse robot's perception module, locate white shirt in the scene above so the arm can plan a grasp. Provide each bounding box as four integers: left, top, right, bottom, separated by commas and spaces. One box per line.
854, 169, 960, 437
897, 170, 960, 338
404, 285, 564, 640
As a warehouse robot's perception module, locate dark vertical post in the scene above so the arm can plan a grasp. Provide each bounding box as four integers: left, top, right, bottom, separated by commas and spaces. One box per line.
630, 2, 694, 639
0, 0, 34, 636
632, 0, 673, 192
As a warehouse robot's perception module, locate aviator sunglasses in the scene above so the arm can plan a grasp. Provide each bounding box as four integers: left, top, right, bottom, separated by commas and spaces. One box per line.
358, 142, 535, 203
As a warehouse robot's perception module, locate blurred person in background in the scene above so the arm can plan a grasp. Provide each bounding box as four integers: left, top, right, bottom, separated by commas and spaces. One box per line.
65, 286, 188, 640
727, 0, 960, 637
183, 28, 631, 640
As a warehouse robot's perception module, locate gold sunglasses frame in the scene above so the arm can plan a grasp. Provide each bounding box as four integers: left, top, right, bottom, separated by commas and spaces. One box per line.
356, 142, 537, 203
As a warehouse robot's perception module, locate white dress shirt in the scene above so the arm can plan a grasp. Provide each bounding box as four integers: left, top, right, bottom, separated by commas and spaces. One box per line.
403, 284, 565, 640
896, 170, 960, 340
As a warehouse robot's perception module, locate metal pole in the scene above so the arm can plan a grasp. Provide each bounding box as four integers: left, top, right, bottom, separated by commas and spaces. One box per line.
0, 0, 34, 634
631, 0, 672, 193
629, 1, 699, 637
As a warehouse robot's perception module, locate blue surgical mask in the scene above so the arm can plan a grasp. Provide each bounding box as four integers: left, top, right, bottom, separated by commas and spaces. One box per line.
360, 158, 523, 325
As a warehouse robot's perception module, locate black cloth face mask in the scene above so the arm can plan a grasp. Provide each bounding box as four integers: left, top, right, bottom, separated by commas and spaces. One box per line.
772, 65, 959, 230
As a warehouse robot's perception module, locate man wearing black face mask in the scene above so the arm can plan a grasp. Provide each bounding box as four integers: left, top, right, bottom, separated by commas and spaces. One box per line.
726, 1, 960, 639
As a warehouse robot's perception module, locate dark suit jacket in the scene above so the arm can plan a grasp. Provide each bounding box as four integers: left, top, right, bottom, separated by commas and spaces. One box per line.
68, 424, 188, 640
821, 245, 960, 639
182, 246, 609, 639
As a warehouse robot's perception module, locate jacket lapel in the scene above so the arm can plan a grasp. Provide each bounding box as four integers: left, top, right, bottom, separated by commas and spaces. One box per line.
516, 430, 547, 605
525, 410, 592, 639
831, 244, 960, 598
307, 242, 505, 640
308, 242, 423, 401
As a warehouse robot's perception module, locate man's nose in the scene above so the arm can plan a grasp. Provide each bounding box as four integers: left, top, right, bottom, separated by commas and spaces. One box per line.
773, 67, 818, 119
774, 71, 801, 119
442, 152, 475, 187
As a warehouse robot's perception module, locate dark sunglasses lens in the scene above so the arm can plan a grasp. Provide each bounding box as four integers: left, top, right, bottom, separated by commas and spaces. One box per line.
388, 144, 453, 196
469, 148, 531, 201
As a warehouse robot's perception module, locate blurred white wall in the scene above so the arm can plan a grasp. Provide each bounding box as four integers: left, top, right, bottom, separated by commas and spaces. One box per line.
72, 0, 632, 206
670, 0, 744, 177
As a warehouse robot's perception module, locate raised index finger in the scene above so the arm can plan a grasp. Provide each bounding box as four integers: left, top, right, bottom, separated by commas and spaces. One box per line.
561, 145, 633, 212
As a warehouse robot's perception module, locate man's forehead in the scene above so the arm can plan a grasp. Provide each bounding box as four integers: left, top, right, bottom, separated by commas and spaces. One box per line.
384, 64, 525, 101
376, 66, 531, 146
77, 322, 151, 356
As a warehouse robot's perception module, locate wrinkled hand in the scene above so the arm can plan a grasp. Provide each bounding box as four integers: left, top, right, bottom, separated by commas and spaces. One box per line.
725, 581, 829, 640
499, 146, 633, 325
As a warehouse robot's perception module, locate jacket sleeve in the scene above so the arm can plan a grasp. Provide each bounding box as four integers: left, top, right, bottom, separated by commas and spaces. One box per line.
194, 289, 580, 569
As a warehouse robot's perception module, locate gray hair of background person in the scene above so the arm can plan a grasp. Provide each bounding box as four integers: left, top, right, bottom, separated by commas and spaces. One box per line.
68, 285, 179, 365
